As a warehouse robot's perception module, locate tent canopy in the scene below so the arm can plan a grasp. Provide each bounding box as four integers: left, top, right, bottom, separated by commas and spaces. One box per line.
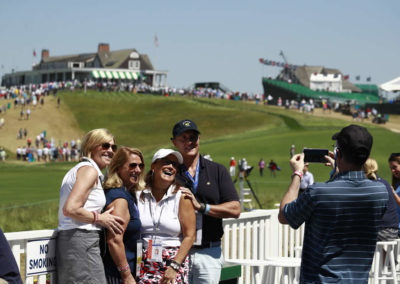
380, 76, 400, 92
91, 69, 139, 80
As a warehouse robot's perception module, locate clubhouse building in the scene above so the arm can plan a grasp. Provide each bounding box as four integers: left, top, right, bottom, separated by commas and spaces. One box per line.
1, 43, 167, 88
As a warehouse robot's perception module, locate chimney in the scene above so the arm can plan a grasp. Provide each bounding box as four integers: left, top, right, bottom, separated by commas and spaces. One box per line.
98, 43, 110, 53
41, 49, 49, 59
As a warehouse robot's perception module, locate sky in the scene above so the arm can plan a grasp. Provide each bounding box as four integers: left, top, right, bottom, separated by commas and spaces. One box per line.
0, 1, 399, 94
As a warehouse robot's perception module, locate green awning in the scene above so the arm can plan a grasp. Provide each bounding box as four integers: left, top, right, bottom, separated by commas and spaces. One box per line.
118, 71, 126, 80
105, 71, 113, 79
130, 72, 138, 80
91, 70, 100, 79
125, 72, 132, 80
112, 71, 120, 79
98, 70, 106, 79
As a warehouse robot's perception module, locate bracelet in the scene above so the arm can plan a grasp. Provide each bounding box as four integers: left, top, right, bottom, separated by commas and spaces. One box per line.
92, 211, 99, 224
169, 260, 181, 272
204, 204, 211, 215
198, 203, 206, 213
292, 170, 303, 180
117, 263, 130, 272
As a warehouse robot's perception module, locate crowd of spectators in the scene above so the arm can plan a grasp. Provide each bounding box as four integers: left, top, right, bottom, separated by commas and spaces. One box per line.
16, 130, 81, 163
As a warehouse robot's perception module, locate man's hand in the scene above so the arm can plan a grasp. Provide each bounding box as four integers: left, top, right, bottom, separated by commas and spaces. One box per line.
290, 153, 305, 172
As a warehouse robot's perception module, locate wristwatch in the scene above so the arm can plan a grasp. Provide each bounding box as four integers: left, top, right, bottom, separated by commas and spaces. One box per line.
169, 260, 181, 272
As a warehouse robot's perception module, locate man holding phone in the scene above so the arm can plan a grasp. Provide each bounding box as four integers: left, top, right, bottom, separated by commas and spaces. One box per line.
278, 124, 388, 283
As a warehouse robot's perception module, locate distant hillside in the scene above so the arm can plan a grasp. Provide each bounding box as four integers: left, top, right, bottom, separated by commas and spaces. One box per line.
0, 95, 83, 155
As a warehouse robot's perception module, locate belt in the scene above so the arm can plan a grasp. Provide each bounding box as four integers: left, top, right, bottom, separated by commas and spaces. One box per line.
193, 240, 221, 249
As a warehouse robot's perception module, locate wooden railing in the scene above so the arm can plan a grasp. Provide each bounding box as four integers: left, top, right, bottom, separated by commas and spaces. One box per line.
5, 209, 303, 284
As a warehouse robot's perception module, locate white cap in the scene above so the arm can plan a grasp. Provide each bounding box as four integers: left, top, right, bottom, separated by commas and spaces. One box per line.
151, 148, 183, 164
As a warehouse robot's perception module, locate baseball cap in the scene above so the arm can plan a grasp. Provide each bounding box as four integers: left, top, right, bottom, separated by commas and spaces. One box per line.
332, 124, 373, 164
151, 148, 183, 164
172, 119, 200, 138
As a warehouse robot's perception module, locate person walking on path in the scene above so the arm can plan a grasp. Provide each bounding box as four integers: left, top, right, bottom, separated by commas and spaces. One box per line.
258, 158, 265, 176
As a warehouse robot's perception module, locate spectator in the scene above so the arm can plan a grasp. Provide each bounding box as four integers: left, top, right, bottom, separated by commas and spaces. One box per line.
56, 128, 123, 283
268, 160, 278, 177
171, 119, 240, 283
102, 147, 145, 283
229, 157, 236, 177
137, 149, 195, 283
0, 228, 23, 283
363, 158, 399, 241
258, 158, 265, 176
388, 152, 400, 235
278, 124, 388, 283
299, 162, 314, 193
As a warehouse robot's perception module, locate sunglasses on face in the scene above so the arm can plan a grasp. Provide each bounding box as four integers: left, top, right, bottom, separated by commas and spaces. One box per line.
177, 134, 198, 143
159, 159, 179, 168
129, 162, 145, 170
101, 142, 117, 152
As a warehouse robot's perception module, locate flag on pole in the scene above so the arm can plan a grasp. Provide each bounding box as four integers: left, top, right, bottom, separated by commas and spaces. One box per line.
33, 49, 37, 57
154, 34, 159, 48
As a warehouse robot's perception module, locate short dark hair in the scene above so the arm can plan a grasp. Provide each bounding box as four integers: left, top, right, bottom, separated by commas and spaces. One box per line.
332, 125, 373, 166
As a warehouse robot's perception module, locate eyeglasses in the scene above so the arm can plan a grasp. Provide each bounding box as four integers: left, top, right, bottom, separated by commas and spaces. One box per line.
101, 142, 117, 152
176, 134, 199, 143
159, 159, 180, 168
129, 162, 145, 170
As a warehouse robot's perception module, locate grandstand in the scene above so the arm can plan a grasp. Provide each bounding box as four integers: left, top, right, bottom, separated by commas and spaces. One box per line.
262, 65, 380, 105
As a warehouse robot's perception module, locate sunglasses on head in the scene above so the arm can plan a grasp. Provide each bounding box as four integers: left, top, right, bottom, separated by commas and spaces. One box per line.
101, 142, 117, 152
159, 159, 179, 168
129, 162, 145, 170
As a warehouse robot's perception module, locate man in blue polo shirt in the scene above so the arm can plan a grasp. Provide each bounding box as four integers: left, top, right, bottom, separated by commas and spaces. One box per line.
278, 124, 388, 283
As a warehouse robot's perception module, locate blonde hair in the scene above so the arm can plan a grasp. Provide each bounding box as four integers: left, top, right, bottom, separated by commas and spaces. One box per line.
103, 146, 146, 192
81, 128, 114, 158
363, 158, 378, 181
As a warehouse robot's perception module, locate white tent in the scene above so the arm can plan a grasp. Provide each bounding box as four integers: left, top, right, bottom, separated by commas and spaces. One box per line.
379, 76, 400, 100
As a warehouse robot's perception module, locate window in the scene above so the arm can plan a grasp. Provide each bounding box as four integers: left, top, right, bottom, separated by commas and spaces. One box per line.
128, 60, 140, 70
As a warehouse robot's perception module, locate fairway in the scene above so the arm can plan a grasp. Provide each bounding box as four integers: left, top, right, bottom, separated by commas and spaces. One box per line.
1, 90, 400, 232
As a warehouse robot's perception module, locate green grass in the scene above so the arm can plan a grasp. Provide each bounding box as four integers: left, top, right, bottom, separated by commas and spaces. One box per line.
1, 90, 400, 232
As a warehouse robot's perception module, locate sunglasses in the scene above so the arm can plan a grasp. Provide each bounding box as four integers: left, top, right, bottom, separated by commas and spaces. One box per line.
101, 142, 117, 152
177, 134, 199, 143
129, 162, 145, 170
159, 159, 180, 168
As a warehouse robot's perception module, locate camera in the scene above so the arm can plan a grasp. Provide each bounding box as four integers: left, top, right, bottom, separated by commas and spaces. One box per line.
303, 148, 329, 163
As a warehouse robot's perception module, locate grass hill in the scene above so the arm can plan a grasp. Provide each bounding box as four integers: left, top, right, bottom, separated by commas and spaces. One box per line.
1, 90, 400, 232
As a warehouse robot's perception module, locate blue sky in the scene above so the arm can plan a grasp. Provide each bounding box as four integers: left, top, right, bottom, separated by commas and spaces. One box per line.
0, 1, 398, 93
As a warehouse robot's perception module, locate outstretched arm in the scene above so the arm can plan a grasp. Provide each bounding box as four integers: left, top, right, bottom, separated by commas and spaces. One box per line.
278, 153, 304, 224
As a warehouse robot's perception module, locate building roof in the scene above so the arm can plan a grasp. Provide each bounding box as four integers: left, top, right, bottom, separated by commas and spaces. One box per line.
38, 46, 154, 71
42, 53, 96, 64
283, 65, 361, 93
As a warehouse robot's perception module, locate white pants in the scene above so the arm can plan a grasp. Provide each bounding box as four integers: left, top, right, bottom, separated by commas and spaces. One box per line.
188, 246, 223, 284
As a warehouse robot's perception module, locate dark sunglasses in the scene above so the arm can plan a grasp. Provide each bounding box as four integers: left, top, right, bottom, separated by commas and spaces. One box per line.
159, 159, 179, 168
129, 163, 145, 170
177, 134, 199, 143
101, 142, 117, 152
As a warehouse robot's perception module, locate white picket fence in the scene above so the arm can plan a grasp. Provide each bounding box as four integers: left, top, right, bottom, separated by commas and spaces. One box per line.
5, 209, 302, 284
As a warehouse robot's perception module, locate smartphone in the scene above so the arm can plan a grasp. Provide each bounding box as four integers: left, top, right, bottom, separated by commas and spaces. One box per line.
303, 148, 329, 163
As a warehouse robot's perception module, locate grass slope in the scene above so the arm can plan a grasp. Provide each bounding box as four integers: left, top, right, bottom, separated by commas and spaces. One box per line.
1, 90, 399, 232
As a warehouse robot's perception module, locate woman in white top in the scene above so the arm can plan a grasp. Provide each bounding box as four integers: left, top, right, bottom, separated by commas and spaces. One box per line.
56, 128, 124, 284
137, 149, 196, 284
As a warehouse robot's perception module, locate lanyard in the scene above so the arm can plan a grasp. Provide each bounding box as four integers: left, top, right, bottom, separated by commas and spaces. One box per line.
185, 158, 200, 194
148, 195, 166, 231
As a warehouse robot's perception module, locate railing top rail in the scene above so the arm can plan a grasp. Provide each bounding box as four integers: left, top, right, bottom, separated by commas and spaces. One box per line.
5, 229, 57, 241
